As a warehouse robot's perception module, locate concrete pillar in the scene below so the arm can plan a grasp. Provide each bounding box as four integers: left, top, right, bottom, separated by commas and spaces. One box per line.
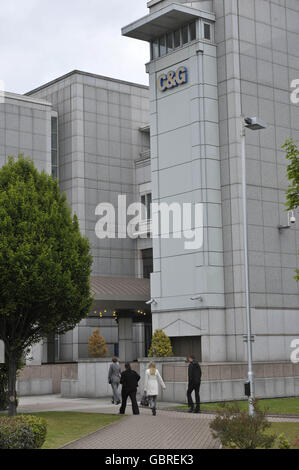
133, 323, 145, 359
118, 317, 134, 362
72, 326, 79, 362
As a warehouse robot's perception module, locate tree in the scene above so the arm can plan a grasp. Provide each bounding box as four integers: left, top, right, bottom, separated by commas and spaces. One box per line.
0, 157, 93, 416
88, 329, 108, 358
282, 138, 299, 284
148, 329, 173, 357
282, 138, 299, 211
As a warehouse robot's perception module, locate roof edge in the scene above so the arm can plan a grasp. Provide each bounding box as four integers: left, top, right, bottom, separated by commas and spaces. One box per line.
26, 70, 149, 96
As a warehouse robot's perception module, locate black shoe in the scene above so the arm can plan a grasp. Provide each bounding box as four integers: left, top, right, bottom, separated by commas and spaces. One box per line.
188, 408, 194, 413
152, 408, 156, 416
116, 401, 121, 405
193, 409, 201, 414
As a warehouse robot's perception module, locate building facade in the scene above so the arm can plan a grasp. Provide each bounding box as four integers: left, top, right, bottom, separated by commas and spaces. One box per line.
1, 1, 299, 395
122, 0, 299, 369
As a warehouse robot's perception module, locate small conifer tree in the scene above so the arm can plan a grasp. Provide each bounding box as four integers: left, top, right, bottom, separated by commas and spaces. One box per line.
148, 329, 173, 357
88, 329, 108, 358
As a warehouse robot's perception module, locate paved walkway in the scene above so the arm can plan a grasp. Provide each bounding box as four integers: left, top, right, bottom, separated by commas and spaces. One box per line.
17, 395, 299, 449
18, 395, 220, 449
62, 409, 219, 450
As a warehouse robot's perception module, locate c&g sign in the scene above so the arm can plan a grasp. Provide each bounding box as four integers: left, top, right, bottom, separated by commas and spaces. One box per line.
157, 66, 188, 92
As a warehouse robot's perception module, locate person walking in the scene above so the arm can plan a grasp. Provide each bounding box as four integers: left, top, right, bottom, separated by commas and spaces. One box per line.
187, 355, 202, 413
108, 357, 121, 405
144, 362, 166, 416
119, 362, 140, 415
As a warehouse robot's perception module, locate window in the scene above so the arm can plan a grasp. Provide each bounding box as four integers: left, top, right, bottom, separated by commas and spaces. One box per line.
171, 336, 202, 361
182, 25, 189, 45
51, 116, 58, 179
189, 21, 196, 41
159, 35, 166, 56
166, 32, 173, 53
204, 23, 211, 40
151, 21, 198, 60
142, 249, 153, 279
174, 29, 181, 48
152, 38, 159, 59
141, 192, 152, 220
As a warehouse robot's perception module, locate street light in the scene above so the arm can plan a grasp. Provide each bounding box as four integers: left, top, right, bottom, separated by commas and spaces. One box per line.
241, 116, 267, 416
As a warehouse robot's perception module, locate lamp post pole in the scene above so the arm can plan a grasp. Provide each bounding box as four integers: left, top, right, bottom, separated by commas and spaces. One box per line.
241, 122, 255, 417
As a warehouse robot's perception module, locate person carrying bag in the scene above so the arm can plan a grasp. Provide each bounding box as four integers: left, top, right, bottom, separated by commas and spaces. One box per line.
144, 362, 166, 416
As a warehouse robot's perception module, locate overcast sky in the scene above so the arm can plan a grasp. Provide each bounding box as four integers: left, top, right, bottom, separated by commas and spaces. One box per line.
0, 0, 149, 94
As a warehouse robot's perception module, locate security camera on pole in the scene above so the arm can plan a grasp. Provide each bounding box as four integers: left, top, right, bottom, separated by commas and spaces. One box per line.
241, 116, 267, 416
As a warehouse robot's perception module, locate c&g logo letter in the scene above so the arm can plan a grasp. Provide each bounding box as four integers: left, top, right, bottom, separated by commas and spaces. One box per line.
158, 66, 188, 92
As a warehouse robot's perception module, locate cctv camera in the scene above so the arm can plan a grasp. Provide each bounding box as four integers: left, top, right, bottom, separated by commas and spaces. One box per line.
244, 117, 267, 131
288, 211, 296, 226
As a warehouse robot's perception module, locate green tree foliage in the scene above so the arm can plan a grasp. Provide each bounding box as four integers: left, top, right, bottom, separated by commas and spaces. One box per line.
210, 400, 276, 449
0, 157, 93, 415
88, 329, 108, 358
148, 329, 173, 357
282, 138, 299, 284
282, 138, 299, 210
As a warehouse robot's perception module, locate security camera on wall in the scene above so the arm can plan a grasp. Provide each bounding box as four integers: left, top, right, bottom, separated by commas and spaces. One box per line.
278, 210, 296, 230
288, 211, 296, 226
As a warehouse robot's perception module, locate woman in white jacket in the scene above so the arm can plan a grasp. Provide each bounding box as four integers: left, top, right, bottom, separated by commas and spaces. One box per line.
144, 362, 166, 416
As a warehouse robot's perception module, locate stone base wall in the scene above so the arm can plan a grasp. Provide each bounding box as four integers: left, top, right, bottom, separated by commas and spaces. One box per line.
18, 359, 299, 402
18, 363, 78, 395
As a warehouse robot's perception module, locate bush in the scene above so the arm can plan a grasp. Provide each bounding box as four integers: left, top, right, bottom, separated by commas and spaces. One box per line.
276, 434, 291, 449
148, 329, 173, 358
210, 400, 276, 449
88, 328, 108, 358
0, 415, 47, 449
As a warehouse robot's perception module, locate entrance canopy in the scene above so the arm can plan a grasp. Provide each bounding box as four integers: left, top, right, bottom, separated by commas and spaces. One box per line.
122, 3, 215, 42
91, 276, 151, 311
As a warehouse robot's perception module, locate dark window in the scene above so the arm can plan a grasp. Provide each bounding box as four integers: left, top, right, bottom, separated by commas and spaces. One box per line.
51, 116, 58, 179
166, 32, 173, 53
204, 23, 211, 40
141, 193, 152, 220
171, 336, 202, 362
152, 38, 159, 58
174, 29, 181, 48
182, 25, 188, 45
159, 35, 166, 56
142, 248, 153, 279
189, 22, 196, 41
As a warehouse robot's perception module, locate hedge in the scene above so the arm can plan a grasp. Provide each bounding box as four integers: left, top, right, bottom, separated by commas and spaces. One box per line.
0, 415, 47, 449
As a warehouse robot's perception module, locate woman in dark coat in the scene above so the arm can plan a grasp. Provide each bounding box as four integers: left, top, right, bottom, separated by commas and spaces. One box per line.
119, 362, 140, 415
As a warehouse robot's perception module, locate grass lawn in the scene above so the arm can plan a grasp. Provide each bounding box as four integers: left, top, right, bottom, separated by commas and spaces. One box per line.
175, 397, 299, 415
25, 412, 123, 449
270, 422, 299, 449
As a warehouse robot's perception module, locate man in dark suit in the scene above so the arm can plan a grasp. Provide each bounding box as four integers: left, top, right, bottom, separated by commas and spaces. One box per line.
119, 362, 140, 415
187, 355, 202, 413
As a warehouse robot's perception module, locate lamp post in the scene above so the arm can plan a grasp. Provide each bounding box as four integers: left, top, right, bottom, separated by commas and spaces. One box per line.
241, 117, 267, 416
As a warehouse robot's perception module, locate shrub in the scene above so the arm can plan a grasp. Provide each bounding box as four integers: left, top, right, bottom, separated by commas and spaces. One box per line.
18, 415, 47, 449
148, 329, 173, 357
0, 415, 47, 449
276, 434, 291, 449
210, 400, 276, 449
88, 329, 108, 358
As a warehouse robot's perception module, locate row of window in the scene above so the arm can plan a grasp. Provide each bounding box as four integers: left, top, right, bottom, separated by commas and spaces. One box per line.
151, 21, 211, 60
51, 116, 58, 179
